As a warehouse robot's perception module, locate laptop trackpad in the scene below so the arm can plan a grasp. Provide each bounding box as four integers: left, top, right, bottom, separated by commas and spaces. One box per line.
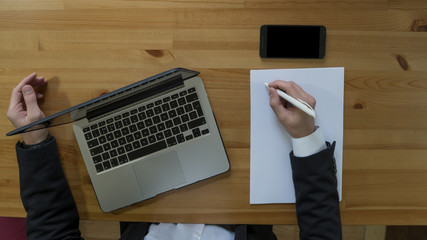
133, 151, 186, 197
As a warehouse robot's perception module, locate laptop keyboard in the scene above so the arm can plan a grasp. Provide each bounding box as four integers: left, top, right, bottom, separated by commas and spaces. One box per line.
82, 87, 210, 173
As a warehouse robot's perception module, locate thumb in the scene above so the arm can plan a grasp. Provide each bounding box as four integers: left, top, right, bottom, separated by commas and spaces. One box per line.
22, 85, 42, 116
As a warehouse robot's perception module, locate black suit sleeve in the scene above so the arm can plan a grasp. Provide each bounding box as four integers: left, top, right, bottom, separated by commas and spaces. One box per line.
290, 142, 342, 240
16, 137, 83, 240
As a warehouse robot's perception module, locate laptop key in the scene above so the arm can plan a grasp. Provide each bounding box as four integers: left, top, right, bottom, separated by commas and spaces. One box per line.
84, 132, 93, 141
163, 96, 171, 102
157, 122, 166, 131
181, 114, 189, 123
121, 127, 130, 136
177, 134, 185, 143
111, 158, 119, 167
99, 136, 107, 144
178, 97, 186, 106
106, 133, 114, 141
103, 143, 111, 151
128, 140, 167, 161
137, 121, 145, 130
118, 155, 128, 164
132, 141, 141, 149
90, 146, 103, 156
92, 129, 100, 138
95, 163, 104, 173
180, 124, 188, 132
115, 121, 123, 129
188, 117, 206, 129
110, 149, 118, 158
170, 100, 178, 109
118, 137, 126, 145
103, 161, 112, 170
87, 139, 99, 148
113, 130, 122, 138
153, 116, 161, 124
142, 129, 149, 137
126, 134, 134, 143
93, 155, 102, 164
193, 128, 201, 138
134, 131, 142, 140
107, 123, 115, 131
117, 147, 125, 155
138, 106, 146, 112
102, 152, 110, 160
138, 112, 146, 121
146, 109, 154, 117
131, 115, 139, 123
177, 107, 185, 115
125, 144, 133, 152
184, 104, 193, 112
186, 93, 198, 102
154, 106, 162, 114
111, 140, 119, 148
123, 118, 131, 126
166, 137, 177, 147
162, 103, 170, 112
164, 129, 172, 138
148, 135, 156, 144
189, 111, 198, 120
140, 138, 148, 146
172, 127, 180, 135
156, 132, 164, 141
161, 113, 169, 121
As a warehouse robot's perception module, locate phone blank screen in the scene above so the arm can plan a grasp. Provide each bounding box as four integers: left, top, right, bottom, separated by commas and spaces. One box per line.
266, 26, 321, 58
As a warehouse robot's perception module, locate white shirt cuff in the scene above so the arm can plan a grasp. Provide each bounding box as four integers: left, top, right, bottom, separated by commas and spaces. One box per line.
291, 127, 327, 157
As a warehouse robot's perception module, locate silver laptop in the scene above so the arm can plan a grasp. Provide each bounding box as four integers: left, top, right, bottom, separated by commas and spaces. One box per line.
7, 68, 230, 212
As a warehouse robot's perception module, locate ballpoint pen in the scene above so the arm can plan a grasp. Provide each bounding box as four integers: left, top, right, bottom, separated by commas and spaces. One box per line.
264, 83, 316, 118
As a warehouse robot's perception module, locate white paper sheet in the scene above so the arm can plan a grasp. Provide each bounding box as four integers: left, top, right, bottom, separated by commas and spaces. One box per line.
250, 68, 344, 204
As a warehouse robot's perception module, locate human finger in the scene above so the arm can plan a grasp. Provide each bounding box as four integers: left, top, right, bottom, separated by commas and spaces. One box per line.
289, 82, 316, 109
14, 72, 38, 91
268, 87, 291, 120
22, 85, 43, 121
268, 80, 302, 100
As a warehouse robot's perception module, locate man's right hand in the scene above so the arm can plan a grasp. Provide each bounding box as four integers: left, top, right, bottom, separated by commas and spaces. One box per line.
267, 80, 316, 139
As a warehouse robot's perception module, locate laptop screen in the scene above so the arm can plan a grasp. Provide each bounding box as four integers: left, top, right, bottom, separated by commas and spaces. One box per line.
6, 68, 199, 136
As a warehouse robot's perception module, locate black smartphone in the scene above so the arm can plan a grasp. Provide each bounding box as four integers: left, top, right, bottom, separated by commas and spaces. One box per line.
259, 25, 326, 59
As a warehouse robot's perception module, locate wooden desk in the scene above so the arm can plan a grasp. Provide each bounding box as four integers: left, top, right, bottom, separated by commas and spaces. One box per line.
1, 0, 427, 225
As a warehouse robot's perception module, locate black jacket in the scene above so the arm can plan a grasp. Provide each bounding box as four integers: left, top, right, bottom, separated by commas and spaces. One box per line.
16, 138, 341, 240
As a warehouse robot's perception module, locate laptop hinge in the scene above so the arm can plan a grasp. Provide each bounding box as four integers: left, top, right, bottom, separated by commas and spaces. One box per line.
86, 74, 184, 121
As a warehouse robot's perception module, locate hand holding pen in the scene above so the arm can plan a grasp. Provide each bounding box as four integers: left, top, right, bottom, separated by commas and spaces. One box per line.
266, 80, 316, 138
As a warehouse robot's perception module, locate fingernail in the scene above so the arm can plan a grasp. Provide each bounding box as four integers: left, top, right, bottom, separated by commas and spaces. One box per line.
22, 85, 33, 94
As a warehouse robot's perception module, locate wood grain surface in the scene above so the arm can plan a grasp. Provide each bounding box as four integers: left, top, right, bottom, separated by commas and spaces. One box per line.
1, 0, 427, 225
